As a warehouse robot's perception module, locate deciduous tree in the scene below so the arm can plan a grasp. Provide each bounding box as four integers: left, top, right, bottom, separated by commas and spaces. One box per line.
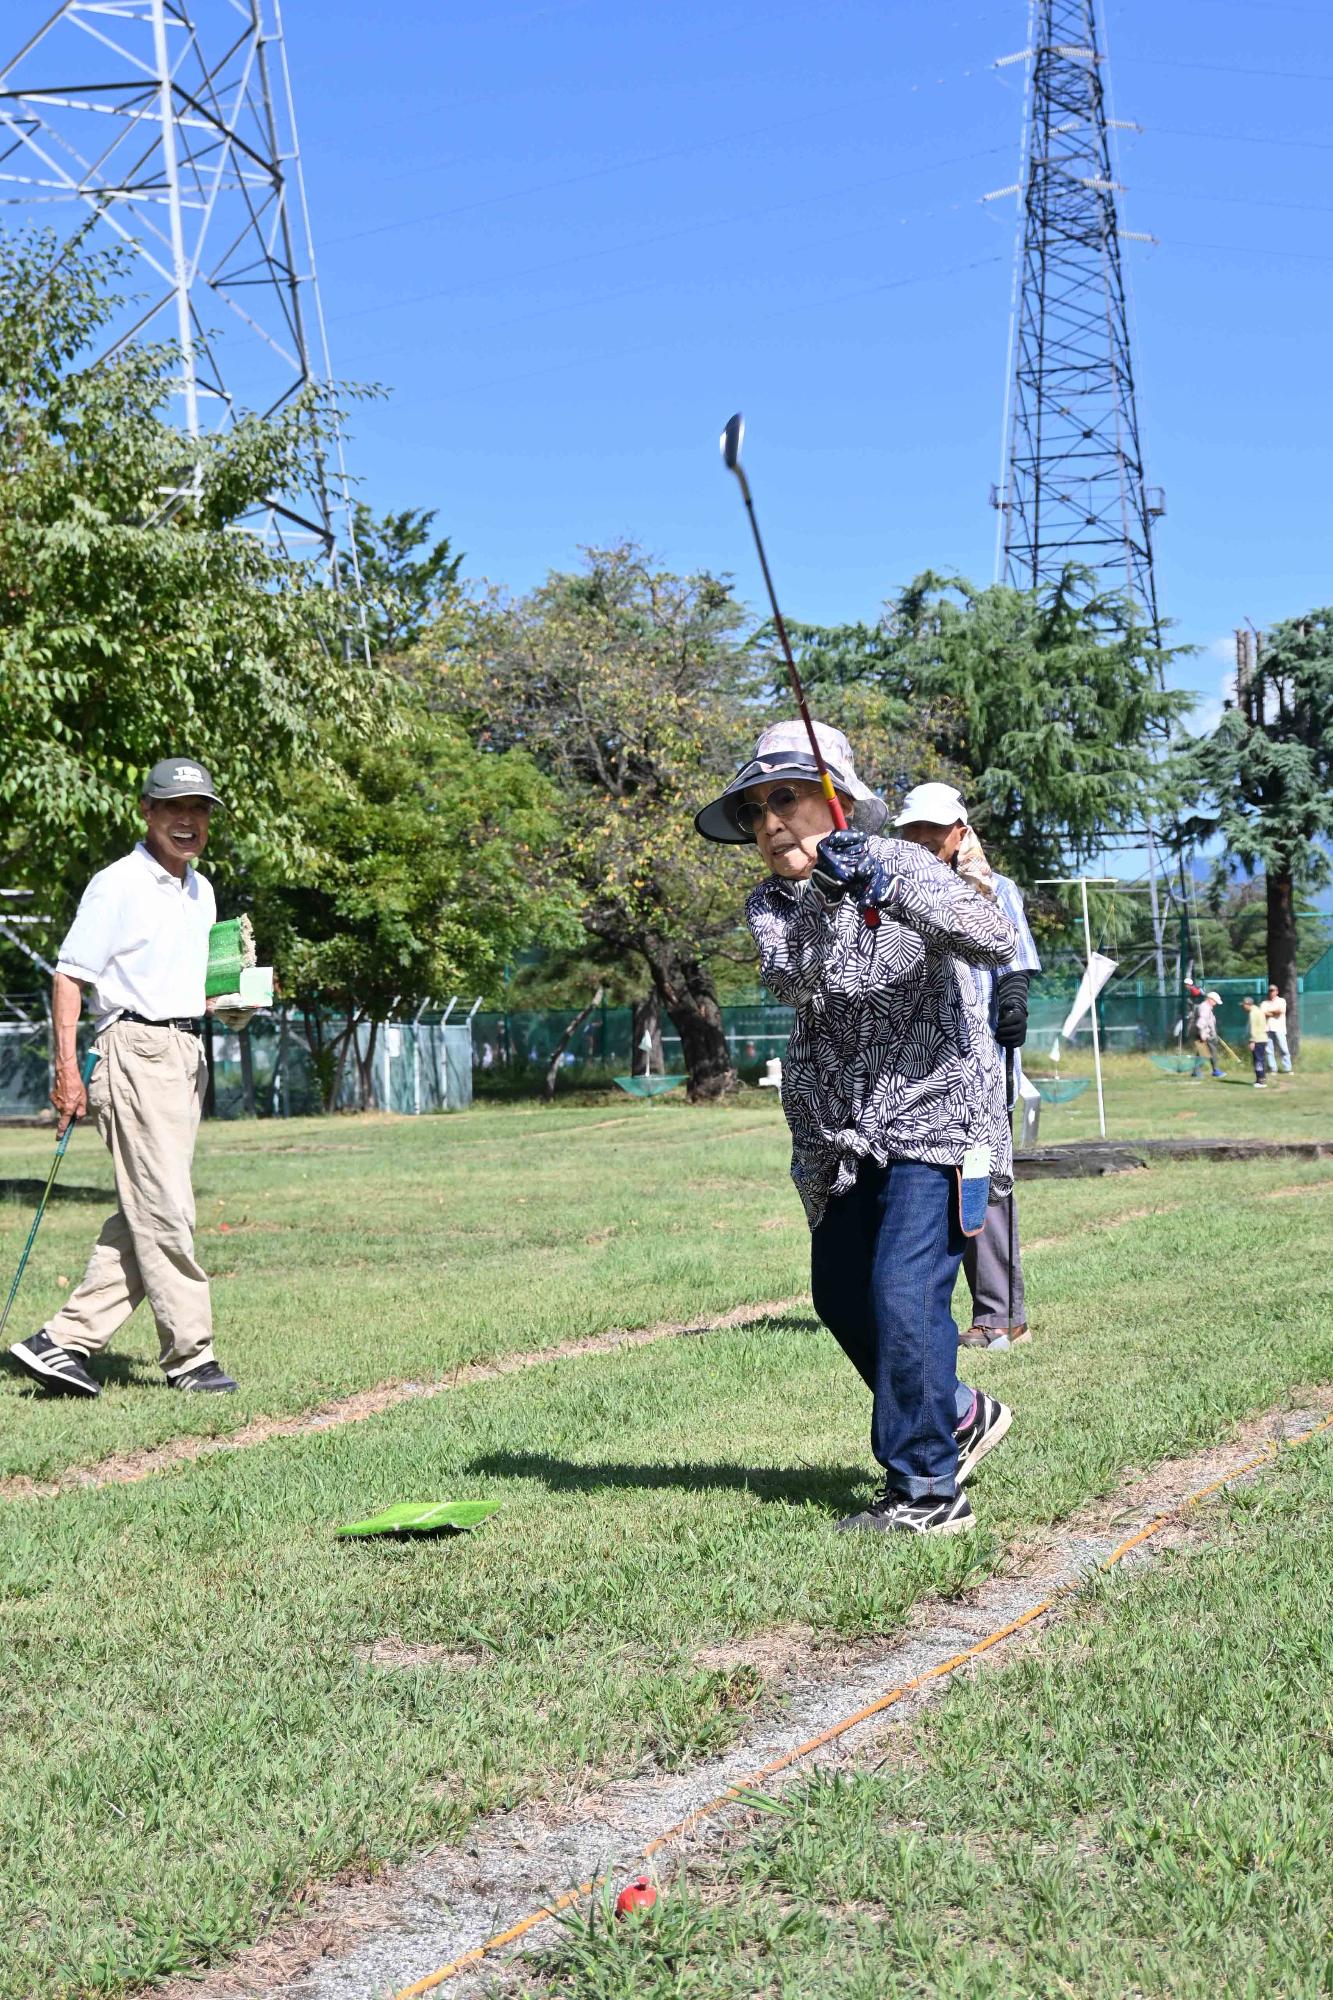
250, 712, 569, 1108
0, 232, 384, 926
432, 544, 761, 1100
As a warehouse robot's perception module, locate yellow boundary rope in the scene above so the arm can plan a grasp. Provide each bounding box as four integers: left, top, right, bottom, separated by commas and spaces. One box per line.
392, 1406, 1333, 1998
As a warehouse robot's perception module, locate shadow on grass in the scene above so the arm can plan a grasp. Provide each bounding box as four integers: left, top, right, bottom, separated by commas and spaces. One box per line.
0, 1180, 110, 1205
465, 1449, 867, 1511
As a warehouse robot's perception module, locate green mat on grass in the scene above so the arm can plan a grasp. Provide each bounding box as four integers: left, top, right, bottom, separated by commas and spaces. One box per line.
336, 1500, 502, 1539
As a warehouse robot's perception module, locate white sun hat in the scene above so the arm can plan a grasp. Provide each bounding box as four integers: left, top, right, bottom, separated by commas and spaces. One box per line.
894, 781, 969, 829
694, 718, 879, 845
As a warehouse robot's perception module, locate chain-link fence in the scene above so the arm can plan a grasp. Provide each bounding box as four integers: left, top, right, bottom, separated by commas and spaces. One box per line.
0, 1005, 474, 1121
472, 976, 1333, 1085
0, 999, 54, 1120
3, 977, 1329, 1120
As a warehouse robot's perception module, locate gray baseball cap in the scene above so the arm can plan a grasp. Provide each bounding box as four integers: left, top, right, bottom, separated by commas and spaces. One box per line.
142, 756, 225, 807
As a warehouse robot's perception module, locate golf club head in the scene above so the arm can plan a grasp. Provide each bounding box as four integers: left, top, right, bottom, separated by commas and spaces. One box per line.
720, 412, 744, 472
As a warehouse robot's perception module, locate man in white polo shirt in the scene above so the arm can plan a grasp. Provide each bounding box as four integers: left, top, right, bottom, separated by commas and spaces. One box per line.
8, 758, 239, 1397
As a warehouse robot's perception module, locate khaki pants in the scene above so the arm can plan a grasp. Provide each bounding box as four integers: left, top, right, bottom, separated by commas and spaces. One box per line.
46, 1020, 214, 1377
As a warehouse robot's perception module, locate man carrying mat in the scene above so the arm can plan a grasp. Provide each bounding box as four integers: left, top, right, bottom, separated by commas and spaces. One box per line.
8, 759, 242, 1398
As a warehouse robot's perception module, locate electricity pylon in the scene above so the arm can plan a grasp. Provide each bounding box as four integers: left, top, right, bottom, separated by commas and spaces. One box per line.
988, 0, 1171, 986
989, 0, 1164, 612
0, 0, 354, 571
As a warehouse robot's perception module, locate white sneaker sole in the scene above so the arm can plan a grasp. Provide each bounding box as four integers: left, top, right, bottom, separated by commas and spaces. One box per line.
838, 1506, 976, 1536
905, 1510, 976, 1536
8, 1338, 99, 1397
957, 1402, 1013, 1484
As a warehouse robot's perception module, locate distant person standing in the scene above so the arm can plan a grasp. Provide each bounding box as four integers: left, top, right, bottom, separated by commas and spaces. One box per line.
1263, 984, 1293, 1074
893, 786, 1041, 1352
7, 759, 240, 1398
1244, 995, 1270, 1089
1193, 990, 1225, 1079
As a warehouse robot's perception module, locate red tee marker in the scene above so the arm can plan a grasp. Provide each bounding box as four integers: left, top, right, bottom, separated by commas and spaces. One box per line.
614, 1875, 657, 1918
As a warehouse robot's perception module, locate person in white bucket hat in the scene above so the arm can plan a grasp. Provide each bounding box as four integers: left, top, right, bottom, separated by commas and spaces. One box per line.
895, 783, 1042, 1351
695, 721, 1019, 1536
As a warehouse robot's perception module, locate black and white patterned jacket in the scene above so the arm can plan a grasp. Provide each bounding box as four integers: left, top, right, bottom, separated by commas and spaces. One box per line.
747, 836, 1019, 1229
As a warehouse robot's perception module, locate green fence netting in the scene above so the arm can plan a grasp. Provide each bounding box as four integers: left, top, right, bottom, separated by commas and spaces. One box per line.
3, 979, 1330, 1121
473, 982, 1333, 1081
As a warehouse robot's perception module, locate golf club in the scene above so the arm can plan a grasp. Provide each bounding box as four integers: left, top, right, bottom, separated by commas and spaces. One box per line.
0, 1047, 98, 1346
720, 413, 881, 927
1005, 1048, 1016, 1342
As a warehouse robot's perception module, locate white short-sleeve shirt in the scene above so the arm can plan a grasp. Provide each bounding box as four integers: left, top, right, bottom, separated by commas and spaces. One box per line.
57, 843, 216, 1033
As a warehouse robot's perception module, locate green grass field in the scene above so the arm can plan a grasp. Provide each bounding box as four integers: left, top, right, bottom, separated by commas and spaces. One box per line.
519, 1438, 1333, 1999
1, 1060, 1331, 1997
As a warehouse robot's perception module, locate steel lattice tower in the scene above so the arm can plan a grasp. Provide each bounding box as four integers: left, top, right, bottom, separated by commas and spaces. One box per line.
0, 0, 354, 569
991, 0, 1163, 617
990, 0, 1176, 989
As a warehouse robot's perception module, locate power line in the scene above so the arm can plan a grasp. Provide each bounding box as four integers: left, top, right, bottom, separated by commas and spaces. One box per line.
328, 143, 1011, 328
1138, 184, 1333, 219
336, 191, 986, 367
357, 252, 1004, 405
1153, 123, 1333, 153
1165, 237, 1333, 267
325, 64, 1002, 251
1122, 55, 1333, 85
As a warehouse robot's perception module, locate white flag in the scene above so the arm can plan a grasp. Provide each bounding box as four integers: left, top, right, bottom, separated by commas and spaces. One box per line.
1060, 952, 1118, 1041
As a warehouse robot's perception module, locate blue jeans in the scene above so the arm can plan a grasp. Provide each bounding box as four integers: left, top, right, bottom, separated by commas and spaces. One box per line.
810, 1159, 973, 1500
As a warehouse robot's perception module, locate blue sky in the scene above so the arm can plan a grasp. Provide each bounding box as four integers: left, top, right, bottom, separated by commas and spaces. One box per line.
273, 0, 1333, 741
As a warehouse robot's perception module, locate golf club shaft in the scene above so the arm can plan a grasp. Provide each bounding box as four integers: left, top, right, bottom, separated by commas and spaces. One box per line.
734, 474, 847, 834
1005, 1048, 1015, 1338
0, 1047, 98, 1344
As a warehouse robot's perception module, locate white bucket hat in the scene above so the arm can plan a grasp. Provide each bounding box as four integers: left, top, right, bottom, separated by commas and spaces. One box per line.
894, 781, 969, 829
694, 719, 880, 845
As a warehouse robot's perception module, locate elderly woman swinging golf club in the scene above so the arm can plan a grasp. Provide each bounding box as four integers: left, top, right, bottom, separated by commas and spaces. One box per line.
695, 721, 1018, 1534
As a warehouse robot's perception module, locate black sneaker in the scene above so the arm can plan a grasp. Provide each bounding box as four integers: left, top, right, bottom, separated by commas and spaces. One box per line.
170, 1361, 238, 1393
954, 1392, 1013, 1485
837, 1486, 974, 1535
8, 1329, 100, 1398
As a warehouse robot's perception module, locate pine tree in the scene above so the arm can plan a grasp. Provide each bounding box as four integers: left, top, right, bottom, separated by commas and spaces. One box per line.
1177, 612, 1333, 1056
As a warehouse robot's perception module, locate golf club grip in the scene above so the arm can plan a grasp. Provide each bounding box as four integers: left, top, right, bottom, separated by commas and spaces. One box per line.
56, 1047, 100, 1156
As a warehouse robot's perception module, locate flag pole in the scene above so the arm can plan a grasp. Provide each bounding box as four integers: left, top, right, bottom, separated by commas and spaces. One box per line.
1037, 875, 1117, 1141
1080, 878, 1107, 1138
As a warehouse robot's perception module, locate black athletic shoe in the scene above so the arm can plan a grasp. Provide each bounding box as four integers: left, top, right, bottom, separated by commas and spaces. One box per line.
8, 1329, 100, 1398
171, 1360, 238, 1393
954, 1392, 1013, 1485
837, 1486, 975, 1535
